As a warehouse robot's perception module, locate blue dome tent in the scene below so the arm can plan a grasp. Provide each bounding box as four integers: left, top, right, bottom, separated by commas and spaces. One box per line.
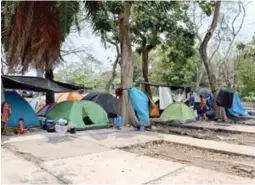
4, 91, 40, 127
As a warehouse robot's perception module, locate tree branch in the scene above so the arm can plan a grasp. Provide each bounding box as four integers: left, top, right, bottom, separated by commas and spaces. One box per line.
218, 1, 246, 73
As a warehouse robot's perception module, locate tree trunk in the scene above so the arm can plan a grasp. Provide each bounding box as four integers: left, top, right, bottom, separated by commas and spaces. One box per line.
105, 58, 119, 92
199, 1, 227, 121
105, 42, 120, 92
119, 1, 137, 127
195, 58, 204, 91
36, 68, 44, 96
45, 69, 55, 104
141, 47, 152, 98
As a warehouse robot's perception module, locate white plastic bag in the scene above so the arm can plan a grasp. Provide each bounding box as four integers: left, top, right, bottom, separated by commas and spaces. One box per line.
55, 118, 68, 134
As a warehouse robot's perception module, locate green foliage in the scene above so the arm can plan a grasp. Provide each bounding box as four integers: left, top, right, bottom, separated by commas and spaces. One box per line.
54, 54, 120, 89
197, 0, 215, 16
236, 35, 255, 96
150, 45, 198, 85
56, 1, 80, 36
243, 92, 255, 103
132, 1, 194, 51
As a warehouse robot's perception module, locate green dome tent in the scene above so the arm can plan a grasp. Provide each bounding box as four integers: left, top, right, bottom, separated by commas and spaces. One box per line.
160, 103, 195, 124
46, 101, 109, 130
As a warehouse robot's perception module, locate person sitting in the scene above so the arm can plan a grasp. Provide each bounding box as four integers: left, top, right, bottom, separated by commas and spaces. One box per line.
198, 95, 209, 121
15, 118, 25, 135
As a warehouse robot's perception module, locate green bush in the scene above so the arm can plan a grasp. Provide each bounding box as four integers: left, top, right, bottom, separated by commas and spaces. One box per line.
243, 92, 255, 102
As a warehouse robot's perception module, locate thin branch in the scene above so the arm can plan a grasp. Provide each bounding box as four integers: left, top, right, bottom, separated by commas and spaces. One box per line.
209, 14, 225, 63
218, 1, 246, 71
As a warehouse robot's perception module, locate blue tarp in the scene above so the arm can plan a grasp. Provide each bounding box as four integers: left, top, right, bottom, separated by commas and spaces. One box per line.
4, 91, 40, 127
227, 93, 248, 117
129, 88, 150, 127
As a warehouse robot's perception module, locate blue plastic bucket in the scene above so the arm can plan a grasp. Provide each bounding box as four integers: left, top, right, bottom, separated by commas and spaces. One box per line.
46, 120, 55, 129
114, 116, 122, 128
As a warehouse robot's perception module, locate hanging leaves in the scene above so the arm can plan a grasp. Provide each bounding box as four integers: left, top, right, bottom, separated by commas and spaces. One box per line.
2, 1, 80, 73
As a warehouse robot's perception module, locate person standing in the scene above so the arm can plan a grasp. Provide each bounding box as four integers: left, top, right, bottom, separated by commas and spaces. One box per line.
1, 101, 11, 135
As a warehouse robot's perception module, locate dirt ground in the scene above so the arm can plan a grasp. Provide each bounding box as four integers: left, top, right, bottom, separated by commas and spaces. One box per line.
121, 140, 255, 178
148, 124, 255, 147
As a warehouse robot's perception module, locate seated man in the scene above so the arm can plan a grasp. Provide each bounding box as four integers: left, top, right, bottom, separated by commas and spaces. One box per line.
198, 95, 209, 121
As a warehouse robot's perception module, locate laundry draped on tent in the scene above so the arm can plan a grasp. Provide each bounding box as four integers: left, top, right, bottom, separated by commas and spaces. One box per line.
216, 90, 234, 108
159, 87, 173, 110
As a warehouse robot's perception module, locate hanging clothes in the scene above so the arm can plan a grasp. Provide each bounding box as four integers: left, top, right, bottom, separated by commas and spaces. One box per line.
159, 87, 173, 110
216, 90, 234, 108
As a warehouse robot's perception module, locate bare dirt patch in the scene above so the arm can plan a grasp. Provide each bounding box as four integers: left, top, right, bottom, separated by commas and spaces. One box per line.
121, 140, 255, 178
148, 124, 255, 147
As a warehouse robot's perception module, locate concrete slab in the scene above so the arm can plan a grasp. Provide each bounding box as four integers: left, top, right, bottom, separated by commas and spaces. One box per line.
162, 133, 255, 157
7, 136, 110, 161
42, 149, 185, 184
186, 121, 255, 134
1, 130, 70, 144
150, 166, 255, 184
1, 148, 59, 184
77, 130, 164, 148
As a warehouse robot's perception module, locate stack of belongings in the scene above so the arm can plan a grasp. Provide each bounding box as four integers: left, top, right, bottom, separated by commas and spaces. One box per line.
216, 90, 234, 109
216, 89, 249, 118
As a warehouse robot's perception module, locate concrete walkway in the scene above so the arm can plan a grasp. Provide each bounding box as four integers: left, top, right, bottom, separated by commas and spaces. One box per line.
184, 121, 255, 134
2, 128, 255, 183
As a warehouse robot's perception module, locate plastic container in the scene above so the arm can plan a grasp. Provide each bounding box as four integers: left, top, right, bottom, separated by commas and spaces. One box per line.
114, 116, 122, 128
46, 120, 55, 132
55, 120, 68, 134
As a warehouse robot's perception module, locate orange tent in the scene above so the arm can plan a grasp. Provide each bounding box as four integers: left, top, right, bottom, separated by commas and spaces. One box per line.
56, 92, 83, 103
150, 102, 160, 118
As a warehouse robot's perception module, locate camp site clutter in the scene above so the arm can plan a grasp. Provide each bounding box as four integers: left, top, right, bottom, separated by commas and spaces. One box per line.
1, 75, 255, 136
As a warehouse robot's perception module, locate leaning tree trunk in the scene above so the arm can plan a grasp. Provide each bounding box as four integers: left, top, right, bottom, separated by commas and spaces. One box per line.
45, 68, 55, 104
105, 43, 120, 92
141, 47, 152, 98
118, 1, 137, 127
105, 58, 119, 92
195, 57, 205, 91
199, 1, 227, 121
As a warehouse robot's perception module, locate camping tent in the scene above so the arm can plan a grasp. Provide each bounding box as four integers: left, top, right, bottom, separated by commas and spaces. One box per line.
29, 94, 61, 112
227, 93, 249, 117
37, 103, 55, 116
56, 92, 83, 103
29, 96, 45, 112
46, 101, 109, 130
129, 87, 150, 126
159, 103, 195, 124
4, 91, 40, 127
83, 92, 119, 118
